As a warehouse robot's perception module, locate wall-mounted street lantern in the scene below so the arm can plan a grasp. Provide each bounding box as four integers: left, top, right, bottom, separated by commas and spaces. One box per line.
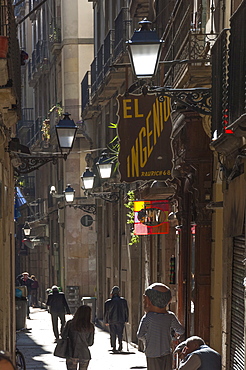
63, 184, 75, 203
51, 184, 96, 213
127, 18, 163, 79
22, 221, 31, 236
81, 154, 121, 203
55, 112, 78, 155
96, 152, 114, 179
10, 112, 78, 175
126, 20, 212, 115
50, 184, 75, 203
81, 167, 95, 190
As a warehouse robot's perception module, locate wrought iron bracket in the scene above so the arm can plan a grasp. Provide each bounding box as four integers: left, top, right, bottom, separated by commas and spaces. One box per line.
12, 154, 66, 176
67, 204, 96, 215
148, 87, 212, 115
87, 191, 120, 203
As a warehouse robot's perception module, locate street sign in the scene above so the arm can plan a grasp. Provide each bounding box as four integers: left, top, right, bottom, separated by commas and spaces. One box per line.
80, 215, 93, 227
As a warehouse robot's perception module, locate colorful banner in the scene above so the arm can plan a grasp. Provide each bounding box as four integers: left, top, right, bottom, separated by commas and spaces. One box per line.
117, 94, 173, 182
134, 200, 170, 235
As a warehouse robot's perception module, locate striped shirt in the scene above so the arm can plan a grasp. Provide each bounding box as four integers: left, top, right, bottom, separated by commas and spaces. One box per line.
137, 311, 185, 358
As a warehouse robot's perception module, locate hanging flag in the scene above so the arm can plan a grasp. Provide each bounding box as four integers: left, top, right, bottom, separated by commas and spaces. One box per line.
14, 187, 27, 220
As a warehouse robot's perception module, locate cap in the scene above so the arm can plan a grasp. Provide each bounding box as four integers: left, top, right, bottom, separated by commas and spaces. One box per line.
111, 286, 120, 295
52, 285, 59, 291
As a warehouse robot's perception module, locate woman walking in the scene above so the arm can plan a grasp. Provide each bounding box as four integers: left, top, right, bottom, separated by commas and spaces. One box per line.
62, 305, 94, 370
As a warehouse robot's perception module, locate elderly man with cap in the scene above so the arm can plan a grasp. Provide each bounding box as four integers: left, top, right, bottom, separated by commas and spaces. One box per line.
104, 286, 129, 352
137, 282, 184, 370
177, 336, 221, 369
46, 285, 71, 342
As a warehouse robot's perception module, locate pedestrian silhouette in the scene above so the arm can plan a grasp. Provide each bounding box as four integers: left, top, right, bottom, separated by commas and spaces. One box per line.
30, 275, 39, 307
16, 272, 34, 319
46, 285, 71, 342
104, 286, 129, 352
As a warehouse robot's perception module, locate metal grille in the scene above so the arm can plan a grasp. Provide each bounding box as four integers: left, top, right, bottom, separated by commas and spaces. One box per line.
228, 1, 246, 124
211, 29, 229, 137
230, 235, 245, 369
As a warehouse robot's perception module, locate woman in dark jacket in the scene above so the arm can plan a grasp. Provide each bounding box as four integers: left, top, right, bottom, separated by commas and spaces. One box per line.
62, 305, 94, 370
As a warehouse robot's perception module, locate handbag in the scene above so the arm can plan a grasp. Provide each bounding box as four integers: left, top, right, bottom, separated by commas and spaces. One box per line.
54, 338, 72, 358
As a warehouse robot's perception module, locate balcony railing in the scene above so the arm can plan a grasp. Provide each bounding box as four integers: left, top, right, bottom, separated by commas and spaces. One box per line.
28, 117, 42, 147
81, 71, 90, 111
104, 30, 114, 77
81, 9, 131, 112
19, 175, 35, 198
0, 0, 21, 114
161, 0, 218, 87
36, 39, 48, 67
97, 45, 103, 87
17, 108, 34, 133
91, 57, 97, 96
114, 8, 130, 60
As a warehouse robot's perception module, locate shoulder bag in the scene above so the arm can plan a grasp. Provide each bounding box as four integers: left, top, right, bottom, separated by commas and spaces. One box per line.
54, 337, 72, 358
54, 325, 73, 359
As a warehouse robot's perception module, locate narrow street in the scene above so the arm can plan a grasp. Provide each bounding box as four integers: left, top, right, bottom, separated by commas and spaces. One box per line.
17, 307, 147, 370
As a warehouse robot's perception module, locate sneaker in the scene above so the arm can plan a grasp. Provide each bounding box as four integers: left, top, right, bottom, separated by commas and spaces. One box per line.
112, 347, 117, 352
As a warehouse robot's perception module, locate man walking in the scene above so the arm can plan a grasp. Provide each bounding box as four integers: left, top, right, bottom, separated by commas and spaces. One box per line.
46, 285, 71, 342
104, 286, 129, 352
137, 282, 184, 370
178, 336, 221, 369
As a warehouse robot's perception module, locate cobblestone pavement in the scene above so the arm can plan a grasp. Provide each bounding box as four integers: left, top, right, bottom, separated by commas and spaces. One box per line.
16, 307, 147, 370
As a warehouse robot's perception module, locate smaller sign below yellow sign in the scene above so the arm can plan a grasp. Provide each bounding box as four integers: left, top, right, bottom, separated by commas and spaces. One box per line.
134, 200, 170, 235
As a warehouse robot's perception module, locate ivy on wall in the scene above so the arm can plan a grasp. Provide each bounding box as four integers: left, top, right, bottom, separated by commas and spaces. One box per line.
124, 190, 140, 246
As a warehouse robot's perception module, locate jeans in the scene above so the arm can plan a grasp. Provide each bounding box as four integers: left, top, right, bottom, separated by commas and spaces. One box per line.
66, 358, 90, 370
27, 294, 32, 316
109, 323, 125, 349
51, 312, 66, 339
31, 289, 38, 307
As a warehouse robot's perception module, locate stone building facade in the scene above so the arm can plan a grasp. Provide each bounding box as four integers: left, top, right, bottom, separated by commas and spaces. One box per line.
0, 0, 21, 359
15, 0, 96, 312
